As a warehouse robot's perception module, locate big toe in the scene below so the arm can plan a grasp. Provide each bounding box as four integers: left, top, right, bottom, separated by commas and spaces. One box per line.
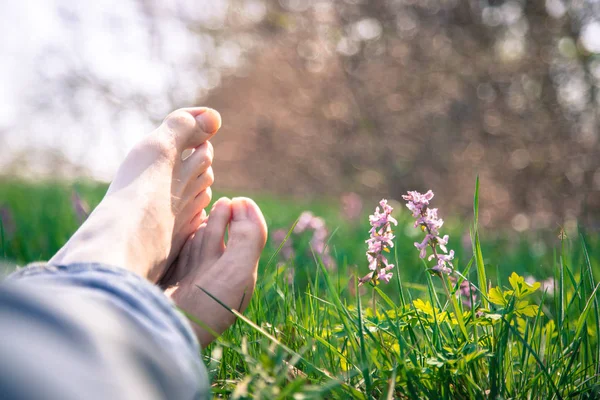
221, 197, 267, 278
162, 107, 222, 151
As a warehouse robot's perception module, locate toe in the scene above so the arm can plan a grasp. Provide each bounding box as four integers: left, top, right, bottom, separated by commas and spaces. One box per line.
195, 187, 213, 211
162, 107, 221, 151
221, 197, 268, 271
187, 220, 207, 267
160, 220, 207, 288
180, 187, 212, 227
201, 197, 232, 260
166, 231, 195, 285
190, 167, 215, 195
192, 205, 210, 232
183, 141, 213, 176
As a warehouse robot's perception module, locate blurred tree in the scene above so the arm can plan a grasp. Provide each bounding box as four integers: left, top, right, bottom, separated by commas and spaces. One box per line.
205, 0, 600, 230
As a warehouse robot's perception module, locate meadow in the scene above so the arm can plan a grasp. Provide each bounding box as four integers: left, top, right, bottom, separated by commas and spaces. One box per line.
1, 178, 599, 399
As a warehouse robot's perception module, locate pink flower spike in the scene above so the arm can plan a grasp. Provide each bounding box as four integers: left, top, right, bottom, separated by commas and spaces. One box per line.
295, 211, 314, 233
404, 190, 455, 276
310, 217, 326, 231
451, 275, 477, 309
542, 278, 555, 295
363, 199, 397, 285
525, 276, 536, 285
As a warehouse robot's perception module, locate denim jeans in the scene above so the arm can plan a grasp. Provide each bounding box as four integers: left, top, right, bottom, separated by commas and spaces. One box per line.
0, 263, 209, 400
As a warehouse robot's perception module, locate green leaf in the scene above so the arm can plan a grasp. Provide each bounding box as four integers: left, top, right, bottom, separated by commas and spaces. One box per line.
508, 272, 540, 297
488, 287, 506, 306
516, 301, 539, 318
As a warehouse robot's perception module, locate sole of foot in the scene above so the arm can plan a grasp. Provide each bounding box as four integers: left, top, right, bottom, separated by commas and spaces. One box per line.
161, 197, 268, 347
50, 107, 222, 282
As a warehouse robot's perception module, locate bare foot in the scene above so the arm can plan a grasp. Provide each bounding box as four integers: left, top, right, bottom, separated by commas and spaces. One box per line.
50, 107, 221, 282
161, 197, 268, 347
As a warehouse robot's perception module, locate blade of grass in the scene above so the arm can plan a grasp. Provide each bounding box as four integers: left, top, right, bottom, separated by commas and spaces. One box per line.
264, 219, 298, 271
443, 275, 468, 340
177, 307, 222, 344
198, 286, 330, 379
374, 286, 397, 309
293, 321, 360, 374
472, 176, 488, 309
573, 282, 600, 340
558, 235, 566, 343
580, 232, 600, 377
384, 361, 398, 400
503, 315, 564, 400
274, 377, 307, 400
394, 246, 406, 308
355, 278, 373, 399
0, 213, 5, 258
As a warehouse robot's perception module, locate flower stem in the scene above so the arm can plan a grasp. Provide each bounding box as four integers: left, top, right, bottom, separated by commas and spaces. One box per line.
371, 288, 376, 317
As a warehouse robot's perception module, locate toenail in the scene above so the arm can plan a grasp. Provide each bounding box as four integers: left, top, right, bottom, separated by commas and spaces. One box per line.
196, 109, 221, 134
232, 198, 249, 220
181, 148, 195, 161
211, 197, 228, 211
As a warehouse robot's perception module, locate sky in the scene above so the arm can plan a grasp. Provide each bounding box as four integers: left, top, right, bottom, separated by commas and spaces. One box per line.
0, 0, 253, 180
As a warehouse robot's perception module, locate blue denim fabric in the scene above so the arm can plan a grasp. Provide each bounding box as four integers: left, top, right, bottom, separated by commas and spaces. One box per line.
0, 263, 209, 400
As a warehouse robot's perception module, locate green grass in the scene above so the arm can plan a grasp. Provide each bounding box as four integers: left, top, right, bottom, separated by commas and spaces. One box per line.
1, 178, 599, 398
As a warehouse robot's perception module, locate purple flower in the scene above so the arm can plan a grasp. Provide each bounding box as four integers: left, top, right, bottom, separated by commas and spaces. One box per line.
431, 257, 453, 275
541, 278, 555, 295
341, 192, 363, 221
367, 239, 384, 254
272, 229, 294, 260
361, 199, 396, 286
414, 234, 434, 259
525, 276, 555, 295
290, 211, 336, 270
378, 270, 394, 283
403, 190, 434, 217
294, 211, 314, 233
367, 232, 394, 250
451, 276, 477, 309
309, 216, 326, 231
358, 271, 374, 285
367, 252, 389, 271
272, 229, 288, 243
369, 199, 398, 229
404, 190, 454, 276
415, 208, 444, 235
437, 235, 449, 253
430, 250, 454, 265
